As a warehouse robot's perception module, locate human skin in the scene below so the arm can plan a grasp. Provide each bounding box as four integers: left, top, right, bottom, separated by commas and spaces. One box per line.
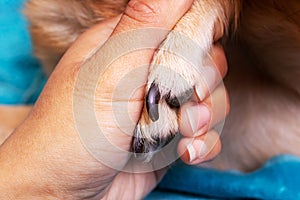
0, 0, 229, 199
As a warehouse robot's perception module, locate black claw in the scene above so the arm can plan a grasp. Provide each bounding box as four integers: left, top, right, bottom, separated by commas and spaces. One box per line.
132, 131, 177, 162
146, 83, 160, 122
131, 127, 147, 159
133, 137, 146, 154
165, 89, 194, 109
165, 93, 180, 109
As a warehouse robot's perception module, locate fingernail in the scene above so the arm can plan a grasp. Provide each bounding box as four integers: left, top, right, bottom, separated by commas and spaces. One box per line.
186, 104, 210, 136
195, 139, 208, 158
187, 143, 196, 162
187, 139, 207, 162
196, 66, 217, 101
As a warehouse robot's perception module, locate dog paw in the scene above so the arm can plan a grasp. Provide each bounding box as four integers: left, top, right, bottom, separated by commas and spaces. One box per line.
132, 36, 200, 161
131, 0, 220, 160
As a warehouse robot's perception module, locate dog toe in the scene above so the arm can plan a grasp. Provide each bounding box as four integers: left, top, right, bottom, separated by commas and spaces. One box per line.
132, 128, 176, 162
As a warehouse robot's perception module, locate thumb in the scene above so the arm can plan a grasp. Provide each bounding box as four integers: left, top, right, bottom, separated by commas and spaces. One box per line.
73, 0, 194, 170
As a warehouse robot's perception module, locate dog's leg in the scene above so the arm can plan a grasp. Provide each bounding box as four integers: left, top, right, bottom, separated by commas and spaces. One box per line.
203, 0, 300, 171
238, 0, 300, 95
132, 0, 238, 161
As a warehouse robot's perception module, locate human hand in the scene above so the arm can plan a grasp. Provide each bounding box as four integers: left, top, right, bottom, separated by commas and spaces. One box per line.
0, 0, 229, 199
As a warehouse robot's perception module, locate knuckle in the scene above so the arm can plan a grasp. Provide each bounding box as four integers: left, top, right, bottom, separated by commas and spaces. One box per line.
124, 0, 162, 24
212, 43, 228, 77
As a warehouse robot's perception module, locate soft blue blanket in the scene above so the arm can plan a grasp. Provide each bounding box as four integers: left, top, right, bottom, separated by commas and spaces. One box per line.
1, 1, 299, 199
146, 156, 300, 199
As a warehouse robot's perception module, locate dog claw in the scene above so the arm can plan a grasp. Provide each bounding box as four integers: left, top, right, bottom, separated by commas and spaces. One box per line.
132, 131, 176, 162
165, 92, 180, 109
133, 137, 146, 154
165, 89, 194, 109
146, 83, 160, 122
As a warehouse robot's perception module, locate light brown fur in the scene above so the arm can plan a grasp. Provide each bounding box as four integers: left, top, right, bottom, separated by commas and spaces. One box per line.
19, 0, 300, 171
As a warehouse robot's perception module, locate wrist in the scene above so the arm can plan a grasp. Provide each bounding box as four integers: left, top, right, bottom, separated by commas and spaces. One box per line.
0, 112, 113, 199
0, 131, 59, 199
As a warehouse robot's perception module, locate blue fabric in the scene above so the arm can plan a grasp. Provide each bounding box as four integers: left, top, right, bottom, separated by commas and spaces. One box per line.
1, 1, 300, 199
145, 155, 300, 199
0, 0, 46, 104
145, 190, 215, 200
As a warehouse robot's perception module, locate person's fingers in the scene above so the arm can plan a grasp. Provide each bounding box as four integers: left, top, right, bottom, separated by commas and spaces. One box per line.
195, 43, 228, 101
178, 43, 228, 166
202, 84, 230, 128
206, 43, 228, 77
180, 84, 230, 138
178, 129, 222, 165
179, 101, 211, 138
